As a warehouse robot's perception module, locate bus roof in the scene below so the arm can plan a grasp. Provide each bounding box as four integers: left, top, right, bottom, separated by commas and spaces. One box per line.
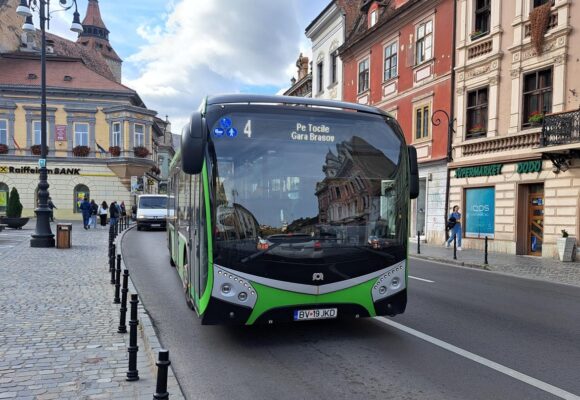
205, 94, 391, 117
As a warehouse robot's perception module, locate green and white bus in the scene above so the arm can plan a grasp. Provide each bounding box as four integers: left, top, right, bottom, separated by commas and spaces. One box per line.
167, 94, 418, 325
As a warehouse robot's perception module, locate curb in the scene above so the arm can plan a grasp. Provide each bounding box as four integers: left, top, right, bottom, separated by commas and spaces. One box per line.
116, 224, 186, 400
410, 253, 492, 271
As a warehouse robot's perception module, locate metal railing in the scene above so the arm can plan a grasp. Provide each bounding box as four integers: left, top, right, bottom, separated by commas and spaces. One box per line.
541, 109, 580, 147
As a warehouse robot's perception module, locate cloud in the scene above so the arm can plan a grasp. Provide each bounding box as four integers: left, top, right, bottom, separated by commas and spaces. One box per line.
124, 0, 305, 132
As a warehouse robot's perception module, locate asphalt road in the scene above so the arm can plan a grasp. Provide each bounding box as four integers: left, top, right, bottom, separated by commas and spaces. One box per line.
122, 230, 580, 400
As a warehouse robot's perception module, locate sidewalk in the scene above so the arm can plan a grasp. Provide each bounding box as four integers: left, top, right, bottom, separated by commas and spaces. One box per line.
410, 241, 580, 287
0, 220, 184, 400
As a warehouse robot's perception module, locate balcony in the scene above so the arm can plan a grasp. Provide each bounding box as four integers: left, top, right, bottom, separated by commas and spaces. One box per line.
524, 12, 558, 38
540, 109, 580, 147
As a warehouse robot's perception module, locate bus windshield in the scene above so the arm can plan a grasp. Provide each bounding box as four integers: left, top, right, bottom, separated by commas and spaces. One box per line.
208, 106, 408, 282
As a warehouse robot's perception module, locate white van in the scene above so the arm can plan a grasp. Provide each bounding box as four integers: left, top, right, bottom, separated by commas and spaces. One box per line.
136, 194, 168, 231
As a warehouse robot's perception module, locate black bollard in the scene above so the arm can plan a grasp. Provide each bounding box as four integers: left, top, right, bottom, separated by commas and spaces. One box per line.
153, 350, 171, 400
114, 255, 121, 304
118, 270, 129, 333
417, 231, 421, 254
126, 294, 140, 381
453, 235, 457, 260
110, 243, 116, 284
484, 236, 488, 265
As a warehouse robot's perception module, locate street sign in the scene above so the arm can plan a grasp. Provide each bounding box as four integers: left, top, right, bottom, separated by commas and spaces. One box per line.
38, 159, 46, 168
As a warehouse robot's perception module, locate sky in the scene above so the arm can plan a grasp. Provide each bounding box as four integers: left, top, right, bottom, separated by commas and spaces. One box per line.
48, 0, 330, 132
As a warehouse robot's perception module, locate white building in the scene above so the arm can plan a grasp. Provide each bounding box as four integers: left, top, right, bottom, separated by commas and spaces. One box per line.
305, 1, 345, 101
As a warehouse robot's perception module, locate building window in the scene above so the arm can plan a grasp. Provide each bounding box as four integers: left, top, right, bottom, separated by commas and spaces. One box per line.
522, 68, 552, 127
369, 10, 377, 27
358, 58, 369, 94
465, 187, 495, 238
414, 104, 431, 141
533, 0, 553, 8
466, 87, 488, 139
74, 184, 90, 213
74, 122, 89, 146
384, 42, 398, 81
0, 120, 7, 145
474, 0, 490, 36
317, 61, 324, 93
330, 52, 338, 84
416, 20, 433, 64
0, 182, 8, 214
112, 122, 121, 147
134, 124, 145, 146
33, 120, 41, 145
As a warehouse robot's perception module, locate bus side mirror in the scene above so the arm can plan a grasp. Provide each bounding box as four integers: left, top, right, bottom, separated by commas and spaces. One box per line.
408, 145, 419, 199
181, 111, 207, 174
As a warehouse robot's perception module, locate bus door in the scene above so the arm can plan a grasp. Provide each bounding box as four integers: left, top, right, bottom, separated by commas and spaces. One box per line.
190, 175, 202, 307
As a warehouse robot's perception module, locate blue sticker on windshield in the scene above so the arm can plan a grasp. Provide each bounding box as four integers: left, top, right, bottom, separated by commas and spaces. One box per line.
214, 127, 224, 137
226, 127, 238, 138
220, 117, 232, 129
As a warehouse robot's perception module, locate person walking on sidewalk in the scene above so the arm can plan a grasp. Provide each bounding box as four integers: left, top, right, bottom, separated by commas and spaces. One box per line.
445, 205, 462, 250
109, 201, 120, 226
47, 197, 57, 222
98, 201, 108, 228
80, 197, 91, 229
89, 199, 98, 229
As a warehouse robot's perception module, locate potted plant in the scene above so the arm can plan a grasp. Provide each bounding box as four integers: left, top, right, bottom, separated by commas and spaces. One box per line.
150, 165, 161, 175
133, 146, 150, 158
109, 146, 121, 157
0, 144, 8, 154
72, 145, 90, 157
470, 30, 485, 41
557, 230, 576, 262
528, 111, 543, 125
31, 144, 42, 155
0, 187, 29, 229
468, 124, 486, 137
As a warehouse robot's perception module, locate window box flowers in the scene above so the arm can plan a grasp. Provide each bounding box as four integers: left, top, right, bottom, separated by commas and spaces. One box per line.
109, 146, 121, 157
528, 111, 543, 125
470, 30, 486, 41
0, 144, 8, 154
133, 146, 150, 158
73, 145, 90, 157
30, 144, 42, 155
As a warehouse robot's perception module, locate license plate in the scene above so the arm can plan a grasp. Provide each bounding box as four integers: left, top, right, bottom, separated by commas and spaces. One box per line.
293, 308, 337, 321
151, 224, 161, 227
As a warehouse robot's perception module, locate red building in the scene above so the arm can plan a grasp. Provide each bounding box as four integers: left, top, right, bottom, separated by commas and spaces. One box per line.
339, 0, 455, 243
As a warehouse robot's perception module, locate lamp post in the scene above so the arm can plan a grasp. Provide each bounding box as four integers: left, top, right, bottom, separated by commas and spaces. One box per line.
431, 109, 456, 242
16, 0, 83, 248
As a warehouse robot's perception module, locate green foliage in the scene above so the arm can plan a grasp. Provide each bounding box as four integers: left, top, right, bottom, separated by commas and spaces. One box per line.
6, 187, 23, 218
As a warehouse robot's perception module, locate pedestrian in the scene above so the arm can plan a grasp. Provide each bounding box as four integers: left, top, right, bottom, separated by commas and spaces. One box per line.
109, 200, 120, 226
90, 199, 98, 229
47, 196, 57, 222
98, 201, 108, 228
445, 205, 462, 250
131, 204, 137, 220
120, 201, 127, 217
80, 197, 91, 229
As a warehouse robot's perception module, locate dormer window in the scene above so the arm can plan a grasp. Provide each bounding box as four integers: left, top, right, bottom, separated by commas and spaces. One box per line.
369, 10, 377, 27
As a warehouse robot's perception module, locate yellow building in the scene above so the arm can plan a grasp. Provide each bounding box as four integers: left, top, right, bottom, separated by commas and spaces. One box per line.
0, 0, 162, 219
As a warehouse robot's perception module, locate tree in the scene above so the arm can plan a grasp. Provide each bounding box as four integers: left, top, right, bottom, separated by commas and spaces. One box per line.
6, 187, 23, 218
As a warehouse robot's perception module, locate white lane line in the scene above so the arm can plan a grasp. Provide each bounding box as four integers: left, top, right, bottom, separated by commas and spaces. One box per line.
409, 276, 434, 283
375, 317, 580, 400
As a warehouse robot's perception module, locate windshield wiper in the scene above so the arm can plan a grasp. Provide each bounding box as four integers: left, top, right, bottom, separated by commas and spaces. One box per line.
240, 242, 283, 264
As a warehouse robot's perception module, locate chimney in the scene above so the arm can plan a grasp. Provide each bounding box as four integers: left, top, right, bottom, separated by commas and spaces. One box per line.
296, 53, 309, 80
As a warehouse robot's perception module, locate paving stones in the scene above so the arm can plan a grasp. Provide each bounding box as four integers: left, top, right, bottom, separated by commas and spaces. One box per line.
411, 243, 580, 287
0, 222, 184, 399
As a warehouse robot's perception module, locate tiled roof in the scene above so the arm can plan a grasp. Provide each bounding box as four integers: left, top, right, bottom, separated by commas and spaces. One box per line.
0, 54, 134, 93
43, 32, 118, 80
81, 0, 108, 30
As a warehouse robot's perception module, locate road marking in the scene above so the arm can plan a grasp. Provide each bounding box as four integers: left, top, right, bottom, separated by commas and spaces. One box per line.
409, 276, 434, 283
375, 317, 580, 400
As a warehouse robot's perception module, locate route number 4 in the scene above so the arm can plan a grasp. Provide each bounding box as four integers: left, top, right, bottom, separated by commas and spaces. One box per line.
244, 120, 252, 138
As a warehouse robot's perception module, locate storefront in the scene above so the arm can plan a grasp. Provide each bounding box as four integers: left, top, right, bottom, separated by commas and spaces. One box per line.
449, 158, 580, 258
0, 161, 133, 220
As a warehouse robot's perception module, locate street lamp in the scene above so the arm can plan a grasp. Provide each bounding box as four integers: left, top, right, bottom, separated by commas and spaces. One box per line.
16, 0, 83, 248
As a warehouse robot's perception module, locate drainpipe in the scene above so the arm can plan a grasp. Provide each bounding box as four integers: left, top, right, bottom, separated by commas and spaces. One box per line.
444, 0, 457, 241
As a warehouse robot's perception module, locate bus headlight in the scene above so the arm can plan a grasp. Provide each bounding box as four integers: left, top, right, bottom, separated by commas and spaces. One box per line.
213, 265, 257, 308
371, 261, 406, 302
